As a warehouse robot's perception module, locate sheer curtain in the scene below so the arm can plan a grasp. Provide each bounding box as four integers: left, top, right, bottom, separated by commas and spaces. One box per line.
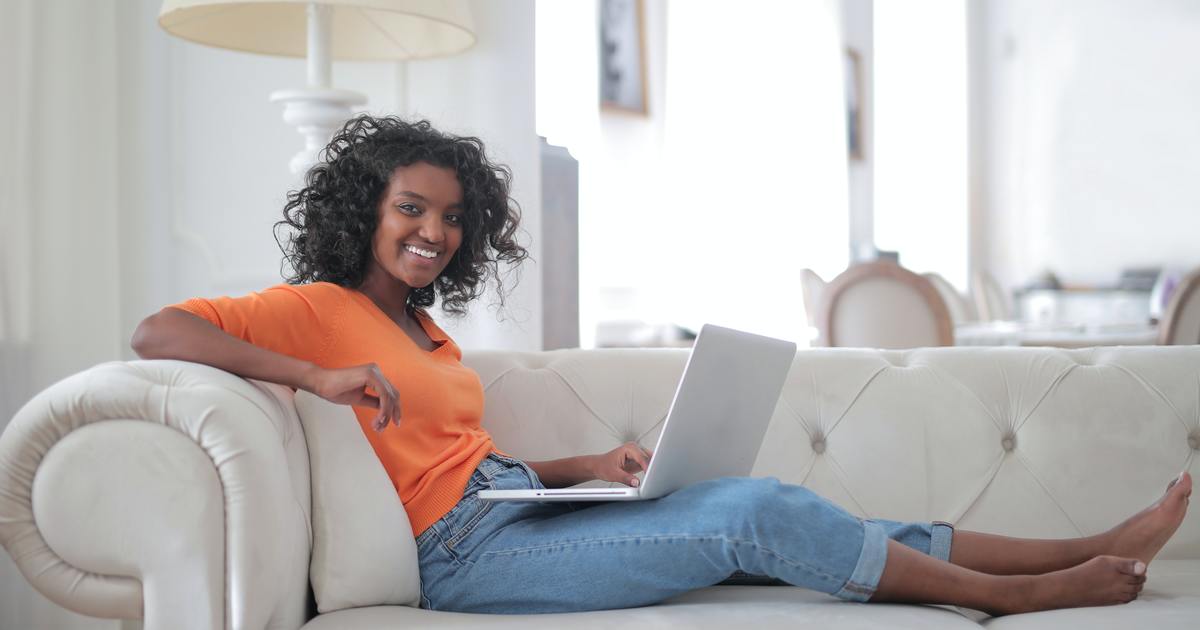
1, 2, 125, 628
659, 0, 849, 341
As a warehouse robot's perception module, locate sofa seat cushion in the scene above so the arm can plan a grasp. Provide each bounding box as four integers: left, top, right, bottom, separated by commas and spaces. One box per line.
302, 560, 1200, 629
301, 586, 981, 629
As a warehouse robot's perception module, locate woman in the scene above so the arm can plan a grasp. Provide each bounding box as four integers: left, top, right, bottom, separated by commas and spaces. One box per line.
132, 115, 1191, 615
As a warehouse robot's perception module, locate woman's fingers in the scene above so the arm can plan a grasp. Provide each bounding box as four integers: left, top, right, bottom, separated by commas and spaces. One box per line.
626, 443, 651, 472
391, 381, 403, 426
633, 448, 651, 472
365, 364, 401, 432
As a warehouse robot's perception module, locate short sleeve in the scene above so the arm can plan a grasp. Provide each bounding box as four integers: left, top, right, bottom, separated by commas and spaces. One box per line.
169, 283, 346, 365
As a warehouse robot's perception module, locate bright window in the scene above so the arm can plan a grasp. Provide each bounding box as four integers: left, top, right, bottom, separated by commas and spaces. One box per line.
538, 0, 850, 346
873, 0, 969, 290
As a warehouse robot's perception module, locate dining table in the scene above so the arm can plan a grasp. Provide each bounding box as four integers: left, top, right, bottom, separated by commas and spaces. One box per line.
954, 321, 1159, 348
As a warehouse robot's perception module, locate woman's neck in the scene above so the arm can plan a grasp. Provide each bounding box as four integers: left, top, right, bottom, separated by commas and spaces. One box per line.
358, 266, 412, 324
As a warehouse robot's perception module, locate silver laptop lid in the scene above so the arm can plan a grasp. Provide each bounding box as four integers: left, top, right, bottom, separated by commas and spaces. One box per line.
637, 324, 796, 499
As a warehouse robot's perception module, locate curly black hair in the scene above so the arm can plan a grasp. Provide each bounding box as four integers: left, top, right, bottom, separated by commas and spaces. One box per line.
275, 115, 529, 317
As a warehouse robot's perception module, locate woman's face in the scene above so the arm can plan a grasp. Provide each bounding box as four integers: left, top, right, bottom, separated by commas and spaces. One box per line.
369, 161, 465, 291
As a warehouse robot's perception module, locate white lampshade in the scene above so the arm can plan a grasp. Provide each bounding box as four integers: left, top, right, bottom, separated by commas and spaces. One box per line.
158, 0, 476, 173
159, 0, 475, 61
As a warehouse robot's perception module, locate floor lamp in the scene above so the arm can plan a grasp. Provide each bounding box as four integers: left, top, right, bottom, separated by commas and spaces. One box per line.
159, 0, 476, 174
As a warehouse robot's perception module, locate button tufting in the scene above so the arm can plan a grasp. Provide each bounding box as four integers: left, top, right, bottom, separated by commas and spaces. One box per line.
812, 439, 826, 454
1001, 436, 1016, 452
882, 353, 907, 368
1189, 432, 1200, 450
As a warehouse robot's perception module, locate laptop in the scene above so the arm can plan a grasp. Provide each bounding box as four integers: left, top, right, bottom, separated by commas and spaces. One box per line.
478, 324, 797, 502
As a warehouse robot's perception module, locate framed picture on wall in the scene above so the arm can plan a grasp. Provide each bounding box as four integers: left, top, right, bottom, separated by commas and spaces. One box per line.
844, 47, 864, 160
599, 0, 648, 114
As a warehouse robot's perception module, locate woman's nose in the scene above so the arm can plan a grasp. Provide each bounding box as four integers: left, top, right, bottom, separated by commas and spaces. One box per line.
418, 215, 444, 242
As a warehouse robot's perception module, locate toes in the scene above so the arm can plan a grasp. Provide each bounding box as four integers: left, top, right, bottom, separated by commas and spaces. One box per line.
1115, 558, 1147, 576
1167, 472, 1192, 495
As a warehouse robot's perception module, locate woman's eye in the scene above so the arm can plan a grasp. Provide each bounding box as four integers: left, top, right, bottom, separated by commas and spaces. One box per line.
398, 203, 419, 215
446, 215, 462, 226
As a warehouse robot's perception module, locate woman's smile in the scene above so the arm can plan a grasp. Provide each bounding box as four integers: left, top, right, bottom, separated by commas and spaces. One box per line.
402, 243, 442, 267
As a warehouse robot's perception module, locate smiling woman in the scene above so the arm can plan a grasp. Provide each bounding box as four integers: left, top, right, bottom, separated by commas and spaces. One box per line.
129, 114, 534, 534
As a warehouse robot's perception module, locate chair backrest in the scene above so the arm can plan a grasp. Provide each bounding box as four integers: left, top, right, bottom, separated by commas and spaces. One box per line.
800, 268, 826, 330
821, 262, 954, 348
972, 270, 1012, 322
922, 272, 975, 324
1158, 268, 1200, 345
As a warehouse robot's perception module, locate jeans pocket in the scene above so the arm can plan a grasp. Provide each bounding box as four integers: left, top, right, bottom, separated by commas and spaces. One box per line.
485, 455, 544, 491
442, 494, 495, 555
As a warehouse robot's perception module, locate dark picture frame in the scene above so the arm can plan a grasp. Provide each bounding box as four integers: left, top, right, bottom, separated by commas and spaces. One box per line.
844, 47, 864, 160
598, 0, 648, 114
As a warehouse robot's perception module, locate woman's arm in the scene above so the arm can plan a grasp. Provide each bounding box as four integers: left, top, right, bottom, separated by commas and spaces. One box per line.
526, 442, 653, 489
132, 307, 319, 389
131, 308, 402, 430
524, 455, 599, 489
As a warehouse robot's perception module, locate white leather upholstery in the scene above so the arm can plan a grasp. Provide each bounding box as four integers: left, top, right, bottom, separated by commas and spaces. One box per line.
300, 559, 1200, 629
470, 347, 1199, 557
295, 391, 420, 612
2, 347, 1199, 629
34, 421, 225, 627
300, 587, 987, 629
0, 361, 313, 630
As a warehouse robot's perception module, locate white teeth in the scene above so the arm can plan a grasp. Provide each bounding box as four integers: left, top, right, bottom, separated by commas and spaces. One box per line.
405, 245, 437, 259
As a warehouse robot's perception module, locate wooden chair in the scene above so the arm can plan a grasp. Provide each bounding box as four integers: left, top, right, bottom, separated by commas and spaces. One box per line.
1158, 268, 1200, 345
821, 262, 954, 348
923, 272, 976, 325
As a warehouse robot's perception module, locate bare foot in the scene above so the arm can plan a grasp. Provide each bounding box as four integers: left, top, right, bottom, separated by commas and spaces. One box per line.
1002, 556, 1146, 615
1106, 472, 1192, 565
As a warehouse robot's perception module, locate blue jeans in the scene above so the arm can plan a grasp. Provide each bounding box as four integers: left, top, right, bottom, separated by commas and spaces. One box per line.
416, 453, 954, 613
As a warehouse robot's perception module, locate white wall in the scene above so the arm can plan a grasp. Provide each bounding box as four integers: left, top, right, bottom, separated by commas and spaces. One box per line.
973, 0, 1200, 292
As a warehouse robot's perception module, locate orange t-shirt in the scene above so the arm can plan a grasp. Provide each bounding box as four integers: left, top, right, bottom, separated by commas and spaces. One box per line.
171, 282, 495, 536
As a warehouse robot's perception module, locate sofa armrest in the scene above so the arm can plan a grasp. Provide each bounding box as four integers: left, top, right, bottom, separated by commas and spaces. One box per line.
0, 360, 313, 630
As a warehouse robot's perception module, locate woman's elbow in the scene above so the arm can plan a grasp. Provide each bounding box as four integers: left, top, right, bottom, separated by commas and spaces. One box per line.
130, 311, 166, 358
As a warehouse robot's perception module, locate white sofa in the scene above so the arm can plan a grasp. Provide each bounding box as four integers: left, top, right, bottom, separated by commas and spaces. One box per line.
1, 346, 1198, 629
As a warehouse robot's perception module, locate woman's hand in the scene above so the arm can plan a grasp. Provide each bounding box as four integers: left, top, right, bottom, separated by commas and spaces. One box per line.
305, 363, 402, 432
591, 442, 654, 487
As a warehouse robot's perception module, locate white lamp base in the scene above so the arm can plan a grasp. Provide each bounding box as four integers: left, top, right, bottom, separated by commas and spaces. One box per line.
269, 87, 367, 174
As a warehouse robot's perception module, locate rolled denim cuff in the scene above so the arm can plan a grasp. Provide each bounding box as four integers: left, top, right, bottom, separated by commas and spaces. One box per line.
833, 519, 888, 602
930, 520, 955, 563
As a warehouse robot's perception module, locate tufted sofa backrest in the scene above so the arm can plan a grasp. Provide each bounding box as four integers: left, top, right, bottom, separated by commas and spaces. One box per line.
463, 346, 1200, 559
